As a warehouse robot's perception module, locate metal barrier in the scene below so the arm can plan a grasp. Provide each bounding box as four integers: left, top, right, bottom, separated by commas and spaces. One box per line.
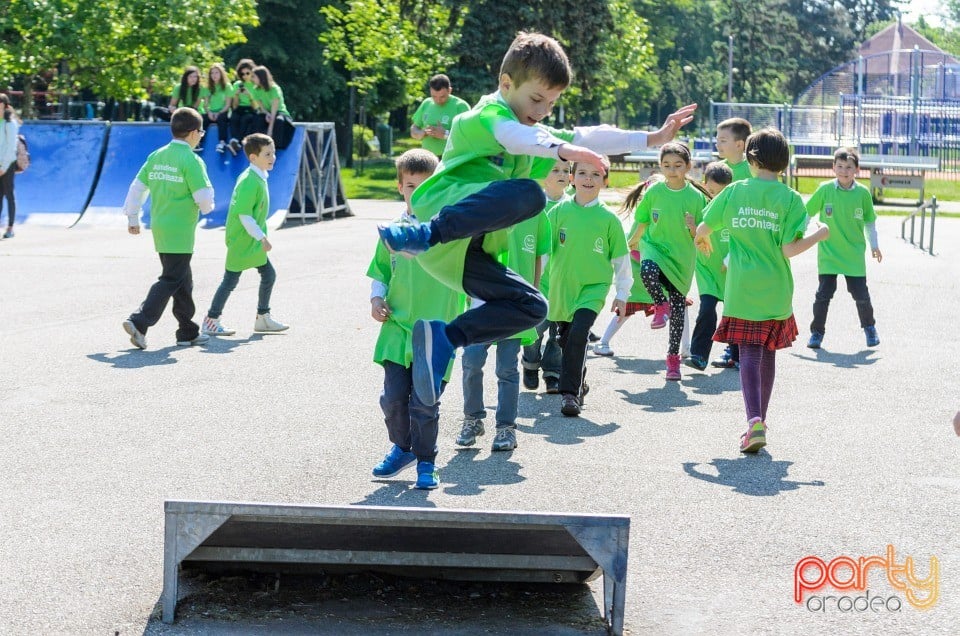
287, 123, 351, 222
161, 500, 630, 634
901, 196, 938, 254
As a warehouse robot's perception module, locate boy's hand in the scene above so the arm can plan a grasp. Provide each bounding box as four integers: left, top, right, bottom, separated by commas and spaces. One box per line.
371, 297, 391, 322
558, 144, 609, 174
648, 104, 697, 147
612, 298, 627, 318
128, 225, 140, 235
814, 224, 830, 242
872, 248, 883, 263
694, 234, 712, 256
261, 237, 272, 252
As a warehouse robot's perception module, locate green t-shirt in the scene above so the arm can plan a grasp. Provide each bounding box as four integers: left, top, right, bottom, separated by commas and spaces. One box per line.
224, 168, 269, 272
135, 140, 212, 254
499, 210, 551, 342
411, 94, 471, 157
632, 181, 706, 295
254, 84, 289, 116
409, 92, 575, 294
201, 84, 235, 114
695, 222, 731, 300
724, 158, 753, 182
232, 80, 256, 107
547, 198, 628, 322
805, 179, 876, 276
703, 179, 808, 321
367, 221, 464, 376
624, 219, 655, 304
537, 195, 566, 297
171, 84, 202, 109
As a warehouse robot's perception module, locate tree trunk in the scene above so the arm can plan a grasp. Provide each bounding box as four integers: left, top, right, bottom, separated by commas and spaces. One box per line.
345, 84, 356, 169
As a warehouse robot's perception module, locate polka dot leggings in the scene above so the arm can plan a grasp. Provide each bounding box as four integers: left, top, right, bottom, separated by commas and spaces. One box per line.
640, 259, 686, 355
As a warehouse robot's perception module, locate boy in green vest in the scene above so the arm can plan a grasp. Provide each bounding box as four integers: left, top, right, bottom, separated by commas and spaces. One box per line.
805, 147, 881, 349
122, 107, 214, 349
378, 31, 695, 408
368, 149, 463, 489
202, 133, 289, 336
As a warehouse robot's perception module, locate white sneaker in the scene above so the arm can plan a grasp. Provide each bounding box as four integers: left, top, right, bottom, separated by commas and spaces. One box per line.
254, 313, 289, 332
202, 315, 236, 336
593, 342, 614, 356
216, 141, 226, 154
122, 319, 147, 350
177, 333, 210, 346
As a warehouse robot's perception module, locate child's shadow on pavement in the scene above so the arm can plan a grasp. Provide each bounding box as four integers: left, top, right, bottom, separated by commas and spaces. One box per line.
616, 381, 702, 412
518, 409, 620, 446
681, 368, 741, 396
441, 449, 526, 497
792, 349, 878, 369
610, 356, 665, 377
352, 481, 439, 508
87, 346, 179, 368
683, 453, 825, 496
199, 334, 265, 355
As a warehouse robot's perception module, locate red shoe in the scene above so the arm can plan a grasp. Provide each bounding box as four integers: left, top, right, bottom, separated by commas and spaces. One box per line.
666, 354, 681, 381
651, 302, 670, 329
740, 420, 767, 453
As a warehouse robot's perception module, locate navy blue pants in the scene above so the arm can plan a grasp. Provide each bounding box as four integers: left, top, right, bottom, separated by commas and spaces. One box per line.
430, 179, 548, 347
380, 361, 442, 463
811, 274, 875, 333
130, 253, 199, 341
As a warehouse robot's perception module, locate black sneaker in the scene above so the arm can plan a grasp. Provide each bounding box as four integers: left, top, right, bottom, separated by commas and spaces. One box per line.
522, 367, 539, 390
560, 393, 581, 417
579, 381, 589, 406
588, 330, 600, 343
544, 377, 560, 394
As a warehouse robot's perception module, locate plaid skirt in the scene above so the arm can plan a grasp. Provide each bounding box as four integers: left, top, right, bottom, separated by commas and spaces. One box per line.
713, 315, 799, 350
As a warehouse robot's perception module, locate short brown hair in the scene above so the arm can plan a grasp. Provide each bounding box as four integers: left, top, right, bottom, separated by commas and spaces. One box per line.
243, 133, 274, 157
745, 128, 790, 174
171, 107, 203, 139
703, 161, 734, 186
717, 117, 752, 142
500, 32, 571, 90
395, 148, 438, 181
428, 74, 452, 91
834, 146, 860, 168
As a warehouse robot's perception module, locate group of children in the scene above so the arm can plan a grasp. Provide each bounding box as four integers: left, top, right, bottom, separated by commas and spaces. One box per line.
152, 58, 295, 154
121, 107, 289, 352
368, 32, 884, 489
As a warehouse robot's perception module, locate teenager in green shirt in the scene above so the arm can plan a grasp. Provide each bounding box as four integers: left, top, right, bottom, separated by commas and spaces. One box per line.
716, 117, 753, 182
410, 74, 471, 158
250, 65, 296, 150
547, 164, 631, 416
201, 63, 235, 153
696, 129, 829, 454
377, 32, 696, 408
202, 133, 289, 336
228, 59, 258, 155
151, 67, 203, 124
805, 147, 882, 349
624, 143, 706, 381
122, 108, 214, 349
368, 150, 464, 490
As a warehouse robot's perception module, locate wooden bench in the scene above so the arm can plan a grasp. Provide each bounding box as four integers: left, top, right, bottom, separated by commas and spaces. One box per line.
612, 151, 717, 181
789, 153, 940, 203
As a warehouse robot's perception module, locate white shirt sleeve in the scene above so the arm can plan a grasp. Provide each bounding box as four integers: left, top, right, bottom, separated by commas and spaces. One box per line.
0, 120, 19, 168
122, 179, 149, 226
239, 215, 266, 241
370, 280, 388, 300
611, 255, 633, 301
571, 125, 649, 155
193, 187, 215, 214
493, 120, 567, 159
865, 222, 879, 250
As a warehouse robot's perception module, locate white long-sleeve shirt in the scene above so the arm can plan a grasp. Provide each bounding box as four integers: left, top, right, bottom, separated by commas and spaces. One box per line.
0, 118, 20, 170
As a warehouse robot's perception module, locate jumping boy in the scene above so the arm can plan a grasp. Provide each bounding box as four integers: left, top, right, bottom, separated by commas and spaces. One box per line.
368, 149, 463, 490
804, 147, 881, 349
122, 107, 213, 349
378, 31, 695, 407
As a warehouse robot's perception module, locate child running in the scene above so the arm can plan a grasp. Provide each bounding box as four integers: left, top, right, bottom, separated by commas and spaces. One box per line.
202, 133, 289, 336
377, 32, 695, 408
624, 143, 706, 381
521, 160, 570, 394
367, 149, 464, 490
686, 161, 735, 370
695, 129, 829, 453
548, 163, 630, 416
804, 147, 882, 349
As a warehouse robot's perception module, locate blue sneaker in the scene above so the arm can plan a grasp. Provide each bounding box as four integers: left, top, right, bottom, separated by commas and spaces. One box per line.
377, 221, 433, 256
864, 326, 880, 347
372, 445, 416, 478
412, 319, 455, 406
684, 354, 708, 371
807, 331, 824, 349
415, 461, 440, 490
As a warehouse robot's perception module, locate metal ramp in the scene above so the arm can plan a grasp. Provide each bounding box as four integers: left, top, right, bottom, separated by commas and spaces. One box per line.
162, 501, 629, 634
285, 122, 351, 222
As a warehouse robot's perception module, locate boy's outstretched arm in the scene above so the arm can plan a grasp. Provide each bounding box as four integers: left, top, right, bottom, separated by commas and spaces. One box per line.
783, 220, 829, 258
122, 178, 148, 234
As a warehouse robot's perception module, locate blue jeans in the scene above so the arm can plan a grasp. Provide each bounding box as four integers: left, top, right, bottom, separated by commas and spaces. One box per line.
380, 361, 441, 462
207, 260, 276, 318
462, 338, 521, 429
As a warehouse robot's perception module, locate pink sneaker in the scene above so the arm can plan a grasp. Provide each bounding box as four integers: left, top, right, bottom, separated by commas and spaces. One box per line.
666, 354, 681, 381
651, 302, 670, 329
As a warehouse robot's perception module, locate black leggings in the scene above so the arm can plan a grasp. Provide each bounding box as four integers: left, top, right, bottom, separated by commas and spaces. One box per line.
0, 161, 15, 227
556, 308, 597, 396
640, 259, 686, 355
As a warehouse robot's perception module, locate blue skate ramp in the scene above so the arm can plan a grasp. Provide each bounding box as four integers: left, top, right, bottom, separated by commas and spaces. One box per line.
82, 123, 305, 229
15, 121, 108, 226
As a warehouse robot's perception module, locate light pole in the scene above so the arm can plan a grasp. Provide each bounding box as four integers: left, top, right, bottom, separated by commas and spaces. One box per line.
727, 35, 734, 101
